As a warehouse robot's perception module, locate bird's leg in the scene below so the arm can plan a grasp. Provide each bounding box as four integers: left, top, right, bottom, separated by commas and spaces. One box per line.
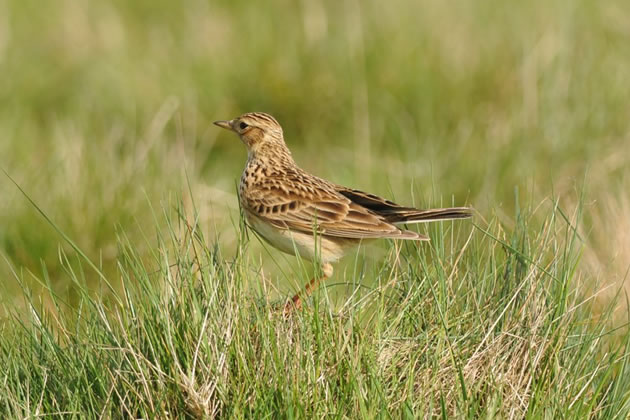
284, 263, 334, 314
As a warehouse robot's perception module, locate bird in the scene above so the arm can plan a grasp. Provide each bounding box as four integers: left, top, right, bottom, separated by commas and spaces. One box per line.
213, 112, 472, 313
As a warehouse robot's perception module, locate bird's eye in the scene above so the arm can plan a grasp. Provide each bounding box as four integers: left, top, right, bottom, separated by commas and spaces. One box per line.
239, 122, 249, 130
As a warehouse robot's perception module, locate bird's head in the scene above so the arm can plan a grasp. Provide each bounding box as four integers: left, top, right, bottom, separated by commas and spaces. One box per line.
214, 112, 287, 157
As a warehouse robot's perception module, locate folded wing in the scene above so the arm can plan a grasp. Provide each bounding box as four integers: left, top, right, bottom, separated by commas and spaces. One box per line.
243, 179, 428, 241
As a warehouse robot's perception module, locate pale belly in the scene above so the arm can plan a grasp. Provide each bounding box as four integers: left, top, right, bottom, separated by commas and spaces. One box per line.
247, 214, 353, 264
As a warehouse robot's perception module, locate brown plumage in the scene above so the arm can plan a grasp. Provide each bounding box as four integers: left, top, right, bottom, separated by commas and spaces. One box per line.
214, 112, 472, 312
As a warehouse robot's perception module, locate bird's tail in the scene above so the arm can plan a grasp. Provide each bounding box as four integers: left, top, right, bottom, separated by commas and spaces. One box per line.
385, 207, 473, 225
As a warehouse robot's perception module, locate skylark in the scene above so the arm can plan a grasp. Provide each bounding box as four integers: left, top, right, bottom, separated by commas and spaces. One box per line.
214, 112, 472, 312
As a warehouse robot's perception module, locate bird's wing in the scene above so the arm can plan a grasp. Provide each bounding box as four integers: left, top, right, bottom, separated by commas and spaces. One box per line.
242, 176, 427, 241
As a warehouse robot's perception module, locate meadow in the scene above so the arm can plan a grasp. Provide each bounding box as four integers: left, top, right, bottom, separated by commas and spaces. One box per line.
1, 0, 629, 417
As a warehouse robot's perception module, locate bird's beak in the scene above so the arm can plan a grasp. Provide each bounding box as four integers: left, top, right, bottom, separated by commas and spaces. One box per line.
213, 120, 233, 131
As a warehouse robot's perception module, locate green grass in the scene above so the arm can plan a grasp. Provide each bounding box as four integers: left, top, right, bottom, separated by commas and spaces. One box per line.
1, 200, 629, 417
1, 0, 630, 417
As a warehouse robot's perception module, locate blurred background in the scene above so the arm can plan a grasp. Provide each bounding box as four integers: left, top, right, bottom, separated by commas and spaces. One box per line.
0, 0, 629, 306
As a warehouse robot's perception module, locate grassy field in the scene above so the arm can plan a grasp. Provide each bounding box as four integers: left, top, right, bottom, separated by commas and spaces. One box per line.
1, 0, 630, 417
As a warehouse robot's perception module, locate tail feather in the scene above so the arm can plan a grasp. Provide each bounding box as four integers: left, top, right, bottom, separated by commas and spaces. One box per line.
335, 186, 473, 225
384, 207, 473, 225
